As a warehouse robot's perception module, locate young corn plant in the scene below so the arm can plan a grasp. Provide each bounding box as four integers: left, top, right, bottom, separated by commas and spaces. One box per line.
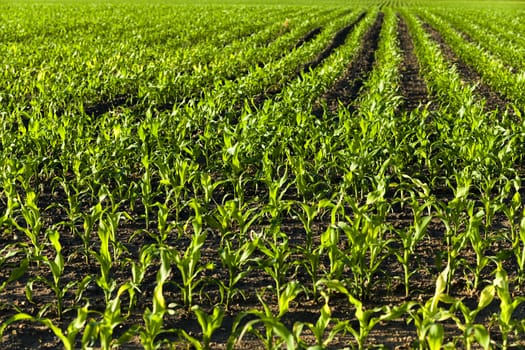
218, 236, 258, 310
320, 197, 346, 281
263, 167, 291, 232
436, 170, 473, 293
1, 175, 21, 233
232, 311, 296, 350
293, 289, 348, 349
80, 202, 105, 264
196, 172, 223, 207
157, 155, 199, 223
501, 185, 525, 283
222, 131, 242, 178
211, 198, 259, 240
19, 190, 44, 260
178, 305, 225, 350
83, 284, 133, 349
465, 201, 491, 291
318, 279, 413, 350
230, 282, 302, 350
294, 200, 331, 255
517, 209, 525, 283
0, 303, 90, 350
0, 245, 28, 293
475, 174, 500, 235
408, 265, 456, 350
26, 229, 83, 318
140, 248, 175, 350
92, 212, 121, 304
101, 210, 128, 262
293, 199, 333, 299
139, 152, 154, 231
500, 179, 521, 244
394, 197, 433, 297
171, 200, 213, 309
152, 201, 179, 244
287, 152, 315, 201
256, 231, 293, 303
450, 285, 494, 350
171, 230, 211, 309
127, 244, 156, 314
493, 264, 525, 349
335, 192, 392, 299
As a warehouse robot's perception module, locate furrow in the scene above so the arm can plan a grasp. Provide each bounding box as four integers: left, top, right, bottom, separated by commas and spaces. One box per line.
421, 21, 511, 113
316, 12, 384, 115
397, 14, 430, 112
250, 12, 368, 110
302, 12, 367, 73
295, 27, 322, 49
82, 94, 133, 116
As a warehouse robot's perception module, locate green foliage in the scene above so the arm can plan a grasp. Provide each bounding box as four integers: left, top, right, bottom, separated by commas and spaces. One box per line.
1, 2, 525, 349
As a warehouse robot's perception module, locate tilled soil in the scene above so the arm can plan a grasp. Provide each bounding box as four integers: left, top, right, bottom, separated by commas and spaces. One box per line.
2, 194, 524, 349
420, 21, 512, 113
295, 27, 322, 49
302, 12, 367, 73
397, 15, 431, 112
2, 11, 525, 350
314, 12, 384, 115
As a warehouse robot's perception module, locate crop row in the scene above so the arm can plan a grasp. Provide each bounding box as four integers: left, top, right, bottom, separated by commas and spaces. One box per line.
1, 2, 525, 349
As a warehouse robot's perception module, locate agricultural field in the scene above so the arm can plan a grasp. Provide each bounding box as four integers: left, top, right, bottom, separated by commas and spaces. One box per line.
1, 0, 525, 348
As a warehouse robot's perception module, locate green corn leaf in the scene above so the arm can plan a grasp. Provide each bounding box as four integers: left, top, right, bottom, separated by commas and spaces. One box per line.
431, 265, 450, 313
470, 325, 490, 349
426, 323, 444, 350
478, 285, 495, 311
0, 313, 35, 336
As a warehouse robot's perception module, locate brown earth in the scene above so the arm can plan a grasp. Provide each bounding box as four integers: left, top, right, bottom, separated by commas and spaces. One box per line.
2, 13, 525, 350
2, 187, 525, 349
302, 12, 367, 74
314, 12, 384, 116
420, 21, 512, 114
397, 15, 431, 112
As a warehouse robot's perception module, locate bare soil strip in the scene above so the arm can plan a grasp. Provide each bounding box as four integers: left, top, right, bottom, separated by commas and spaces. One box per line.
294, 27, 322, 48
432, 14, 520, 75
302, 12, 367, 73
53, 24, 324, 119
314, 12, 384, 116
52, 11, 361, 119
250, 13, 368, 109
397, 15, 430, 112
292, 9, 356, 51
421, 21, 512, 113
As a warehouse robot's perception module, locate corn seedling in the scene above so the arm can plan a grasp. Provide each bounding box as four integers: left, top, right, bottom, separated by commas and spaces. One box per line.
170, 204, 213, 309
178, 305, 225, 350
219, 236, 258, 310
0, 303, 90, 350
